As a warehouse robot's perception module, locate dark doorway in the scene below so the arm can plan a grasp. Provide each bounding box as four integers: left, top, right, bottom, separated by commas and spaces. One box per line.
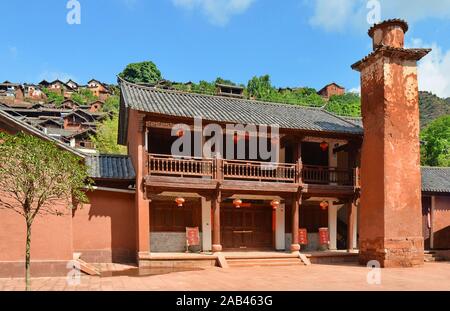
301, 142, 329, 167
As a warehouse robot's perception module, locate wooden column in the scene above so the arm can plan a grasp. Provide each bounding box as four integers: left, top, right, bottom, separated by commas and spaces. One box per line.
212, 192, 222, 252
291, 193, 301, 252
347, 198, 357, 252
136, 116, 150, 258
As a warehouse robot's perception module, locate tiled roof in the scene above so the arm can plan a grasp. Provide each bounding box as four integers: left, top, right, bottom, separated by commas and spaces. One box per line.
118, 79, 363, 144
422, 167, 450, 193
0, 108, 85, 158
352, 46, 431, 71
86, 155, 136, 180
342, 116, 363, 127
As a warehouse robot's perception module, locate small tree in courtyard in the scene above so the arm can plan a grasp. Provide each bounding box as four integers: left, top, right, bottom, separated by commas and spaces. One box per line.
0, 132, 92, 290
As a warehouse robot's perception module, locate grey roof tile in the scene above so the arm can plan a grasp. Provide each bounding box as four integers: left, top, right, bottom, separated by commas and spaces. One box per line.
86, 154, 136, 180
422, 167, 450, 193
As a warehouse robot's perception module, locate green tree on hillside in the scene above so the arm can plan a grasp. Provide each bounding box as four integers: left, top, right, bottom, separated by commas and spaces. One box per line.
326, 93, 361, 117
119, 61, 162, 84
71, 89, 98, 105
90, 115, 127, 155
42, 88, 64, 106
421, 115, 450, 167
247, 75, 273, 99
103, 95, 120, 112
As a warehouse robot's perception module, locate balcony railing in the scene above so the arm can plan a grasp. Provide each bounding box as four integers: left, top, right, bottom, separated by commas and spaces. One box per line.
302, 165, 354, 186
223, 159, 297, 183
147, 153, 358, 186
148, 153, 214, 178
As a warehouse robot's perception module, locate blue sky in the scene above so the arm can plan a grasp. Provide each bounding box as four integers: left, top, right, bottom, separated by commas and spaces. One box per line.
1, 0, 450, 97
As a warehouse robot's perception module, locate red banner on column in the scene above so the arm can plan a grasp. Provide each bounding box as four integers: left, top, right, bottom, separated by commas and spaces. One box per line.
319, 228, 329, 245
186, 227, 200, 247
299, 228, 308, 245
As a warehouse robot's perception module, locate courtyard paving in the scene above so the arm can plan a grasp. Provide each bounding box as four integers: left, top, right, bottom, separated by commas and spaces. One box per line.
0, 262, 449, 291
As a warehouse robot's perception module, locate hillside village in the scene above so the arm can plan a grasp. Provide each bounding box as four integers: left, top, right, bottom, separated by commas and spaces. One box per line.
0, 79, 117, 153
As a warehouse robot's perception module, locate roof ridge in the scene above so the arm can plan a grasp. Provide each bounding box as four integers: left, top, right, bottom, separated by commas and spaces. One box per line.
422, 166, 450, 170
94, 154, 130, 158
321, 109, 364, 129
118, 76, 326, 112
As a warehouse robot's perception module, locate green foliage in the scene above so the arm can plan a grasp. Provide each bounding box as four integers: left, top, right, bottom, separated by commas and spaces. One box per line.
419, 91, 450, 128
108, 84, 121, 96
42, 87, 64, 106
326, 93, 361, 117
0, 132, 92, 214
119, 61, 162, 84
90, 115, 127, 155
71, 88, 98, 105
103, 95, 120, 112
247, 75, 324, 107
421, 115, 450, 167
247, 75, 273, 99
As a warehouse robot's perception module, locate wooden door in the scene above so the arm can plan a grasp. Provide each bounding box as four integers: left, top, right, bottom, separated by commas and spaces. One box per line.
221, 204, 273, 250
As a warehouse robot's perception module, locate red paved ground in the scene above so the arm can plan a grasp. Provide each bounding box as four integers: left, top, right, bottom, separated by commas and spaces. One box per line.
1, 262, 450, 291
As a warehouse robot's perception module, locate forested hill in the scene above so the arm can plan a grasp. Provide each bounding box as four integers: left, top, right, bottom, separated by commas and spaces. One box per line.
420, 91, 450, 128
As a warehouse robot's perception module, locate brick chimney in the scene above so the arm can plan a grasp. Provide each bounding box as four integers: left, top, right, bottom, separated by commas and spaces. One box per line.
352, 20, 431, 268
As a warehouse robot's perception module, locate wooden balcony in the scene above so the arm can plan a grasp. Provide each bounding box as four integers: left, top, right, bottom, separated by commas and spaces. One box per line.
147, 153, 359, 188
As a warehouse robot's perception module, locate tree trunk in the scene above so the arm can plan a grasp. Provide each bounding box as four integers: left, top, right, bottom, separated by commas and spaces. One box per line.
25, 221, 32, 291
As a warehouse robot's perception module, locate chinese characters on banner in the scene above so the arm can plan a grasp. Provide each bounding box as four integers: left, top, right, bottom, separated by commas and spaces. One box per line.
319, 228, 329, 245
186, 227, 200, 247
299, 228, 308, 245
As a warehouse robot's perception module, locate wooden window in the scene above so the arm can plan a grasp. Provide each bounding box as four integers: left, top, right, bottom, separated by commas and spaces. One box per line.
151, 200, 201, 232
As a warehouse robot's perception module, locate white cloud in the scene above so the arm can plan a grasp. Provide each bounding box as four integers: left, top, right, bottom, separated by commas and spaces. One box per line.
38, 71, 76, 83
410, 41, 450, 98
348, 86, 361, 95
308, 0, 450, 33
172, 0, 256, 26
309, 0, 356, 32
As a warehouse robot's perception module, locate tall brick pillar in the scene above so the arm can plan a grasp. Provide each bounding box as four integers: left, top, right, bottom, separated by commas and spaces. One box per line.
352, 19, 431, 268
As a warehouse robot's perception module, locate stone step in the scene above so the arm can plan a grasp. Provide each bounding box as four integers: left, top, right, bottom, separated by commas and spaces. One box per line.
227, 258, 304, 268
76, 258, 101, 276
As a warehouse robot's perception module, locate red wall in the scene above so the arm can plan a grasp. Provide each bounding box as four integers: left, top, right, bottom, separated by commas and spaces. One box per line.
72, 190, 136, 262
0, 195, 73, 277
433, 195, 450, 249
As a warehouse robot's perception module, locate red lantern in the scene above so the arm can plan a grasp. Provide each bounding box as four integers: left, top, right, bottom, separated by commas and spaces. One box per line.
271, 200, 280, 210
175, 197, 186, 208
320, 141, 329, 152
320, 201, 329, 210
233, 199, 243, 209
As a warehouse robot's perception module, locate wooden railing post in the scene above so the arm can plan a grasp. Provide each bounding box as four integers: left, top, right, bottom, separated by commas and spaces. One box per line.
354, 167, 360, 188
215, 154, 223, 181
296, 158, 303, 184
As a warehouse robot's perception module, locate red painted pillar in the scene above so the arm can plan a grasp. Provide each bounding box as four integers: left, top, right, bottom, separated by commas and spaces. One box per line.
291, 193, 301, 252
212, 192, 222, 253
